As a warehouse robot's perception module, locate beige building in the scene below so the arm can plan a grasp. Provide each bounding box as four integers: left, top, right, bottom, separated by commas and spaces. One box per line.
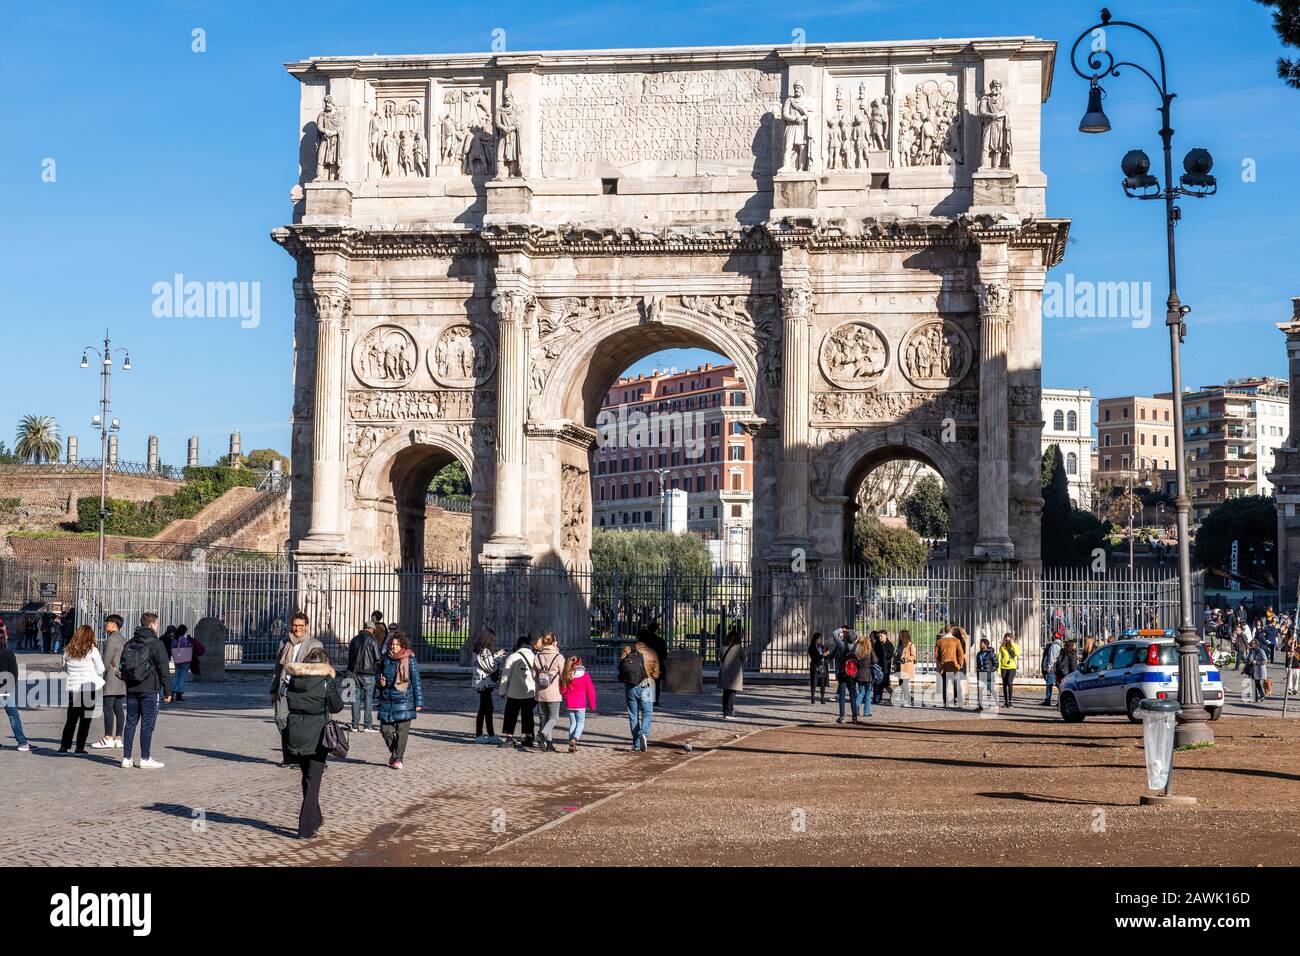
1095, 395, 1176, 490
1184, 377, 1288, 522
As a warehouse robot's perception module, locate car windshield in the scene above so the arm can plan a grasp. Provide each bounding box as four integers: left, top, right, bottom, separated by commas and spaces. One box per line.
1155, 644, 1213, 666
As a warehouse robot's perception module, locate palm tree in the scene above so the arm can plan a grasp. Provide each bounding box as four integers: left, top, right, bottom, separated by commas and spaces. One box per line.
15, 415, 61, 464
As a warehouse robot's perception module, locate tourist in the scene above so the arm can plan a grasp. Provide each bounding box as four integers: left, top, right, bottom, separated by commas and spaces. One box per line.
92, 614, 127, 751
375, 632, 423, 769
120, 612, 173, 769
41, 614, 54, 655
997, 632, 1019, 708
283, 646, 344, 839
896, 630, 917, 707
58, 624, 105, 754
975, 637, 997, 711
618, 634, 660, 752
532, 633, 565, 753
560, 655, 596, 752
853, 632, 880, 718
169, 625, 195, 702
1056, 638, 1079, 687
832, 630, 861, 723
642, 623, 669, 706
873, 630, 895, 705
934, 626, 965, 709
718, 627, 744, 719
952, 626, 971, 707
0, 625, 30, 751
471, 627, 505, 742
1285, 630, 1300, 697
1041, 630, 1063, 706
1246, 638, 1269, 702
271, 612, 323, 767
498, 636, 538, 750
808, 632, 830, 704
346, 621, 383, 733
1082, 635, 1097, 664
23, 616, 37, 652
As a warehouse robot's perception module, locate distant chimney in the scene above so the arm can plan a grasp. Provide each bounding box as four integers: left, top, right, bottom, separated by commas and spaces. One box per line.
229, 430, 242, 467
107, 434, 119, 466
66, 436, 77, 464
187, 436, 200, 468
147, 435, 159, 472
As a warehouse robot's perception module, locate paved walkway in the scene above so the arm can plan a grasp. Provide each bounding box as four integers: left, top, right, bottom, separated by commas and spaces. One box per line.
2, 651, 1292, 866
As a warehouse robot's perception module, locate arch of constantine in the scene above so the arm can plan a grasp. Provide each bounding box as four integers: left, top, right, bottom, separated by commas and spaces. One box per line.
273, 37, 1069, 647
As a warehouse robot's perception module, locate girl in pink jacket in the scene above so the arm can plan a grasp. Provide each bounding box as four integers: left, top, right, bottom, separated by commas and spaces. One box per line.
560, 656, 597, 753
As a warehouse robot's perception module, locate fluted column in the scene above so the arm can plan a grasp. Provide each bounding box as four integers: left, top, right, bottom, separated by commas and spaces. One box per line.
777, 282, 814, 548
300, 287, 349, 553
486, 276, 534, 554
973, 245, 1015, 559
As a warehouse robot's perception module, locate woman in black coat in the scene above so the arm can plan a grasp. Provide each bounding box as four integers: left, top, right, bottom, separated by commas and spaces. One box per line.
284, 647, 344, 839
873, 632, 895, 705
808, 633, 829, 704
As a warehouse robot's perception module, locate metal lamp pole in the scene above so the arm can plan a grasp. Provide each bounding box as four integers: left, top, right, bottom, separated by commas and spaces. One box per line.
1072, 9, 1217, 745
81, 333, 131, 568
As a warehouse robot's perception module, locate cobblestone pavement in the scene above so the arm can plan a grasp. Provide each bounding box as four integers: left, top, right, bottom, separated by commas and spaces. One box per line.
2, 652, 1289, 866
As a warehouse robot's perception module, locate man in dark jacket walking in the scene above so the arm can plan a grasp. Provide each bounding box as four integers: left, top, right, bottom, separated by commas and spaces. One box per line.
120, 612, 173, 769
346, 624, 382, 733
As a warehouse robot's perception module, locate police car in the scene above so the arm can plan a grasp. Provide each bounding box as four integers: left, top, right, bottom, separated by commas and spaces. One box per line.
1058, 629, 1224, 723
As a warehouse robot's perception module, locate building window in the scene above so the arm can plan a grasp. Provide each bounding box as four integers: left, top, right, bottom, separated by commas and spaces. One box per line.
683, 476, 692, 492
633, 482, 642, 497
1104, 409, 1111, 422
731, 472, 743, 490
1103, 456, 1111, 469
1103, 434, 1111, 447
1067, 411, 1077, 431
1122, 456, 1129, 469
644, 511, 652, 523
731, 505, 742, 517
712, 471, 720, 491
1122, 432, 1129, 445
1053, 410, 1064, 431
1066, 452, 1077, 475
1140, 408, 1146, 420
1140, 433, 1146, 445
712, 505, 718, 518
728, 445, 745, 461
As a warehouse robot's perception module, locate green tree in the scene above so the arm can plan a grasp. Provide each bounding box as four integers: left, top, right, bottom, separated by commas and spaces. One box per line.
1256, 0, 1300, 89
590, 528, 712, 578
900, 475, 949, 538
218, 447, 290, 471
1041, 444, 1109, 567
428, 461, 471, 500
0, 440, 17, 464
851, 514, 929, 575
1194, 495, 1278, 587
14, 415, 61, 463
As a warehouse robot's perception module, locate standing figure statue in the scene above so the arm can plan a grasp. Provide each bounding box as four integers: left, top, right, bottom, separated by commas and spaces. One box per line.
315, 95, 344, 181
413, 130, 428, 177
495, 89, 521, 178
977, 79, 1012, 169
825, 86, 847, 170
439, 112, 459, 165
780, 82, 812, 173
398, 130, 414, 176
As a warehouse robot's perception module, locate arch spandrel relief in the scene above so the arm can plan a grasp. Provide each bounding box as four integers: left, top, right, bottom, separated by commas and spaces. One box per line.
818, 320, 890, 391
429, 324, 496, 388
898, 319, 974, 389
353, 325, 418, 389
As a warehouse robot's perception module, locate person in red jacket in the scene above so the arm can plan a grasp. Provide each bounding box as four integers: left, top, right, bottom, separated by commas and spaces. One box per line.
560, 656, 597, 753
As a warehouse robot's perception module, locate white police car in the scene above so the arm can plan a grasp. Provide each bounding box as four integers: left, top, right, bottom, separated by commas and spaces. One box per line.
1058, 629, 1224, 723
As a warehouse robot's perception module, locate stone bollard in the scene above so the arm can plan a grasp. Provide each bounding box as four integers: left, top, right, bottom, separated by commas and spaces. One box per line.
662, 648, 703, 695
194, 617, 227, 682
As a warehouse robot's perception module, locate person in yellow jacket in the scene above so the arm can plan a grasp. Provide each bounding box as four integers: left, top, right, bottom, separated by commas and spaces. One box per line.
997, 632, 1020, 708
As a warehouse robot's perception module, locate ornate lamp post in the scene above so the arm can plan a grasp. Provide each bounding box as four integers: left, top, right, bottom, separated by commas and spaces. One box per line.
80, 332, 131, 568
1071, 9, 1217, 745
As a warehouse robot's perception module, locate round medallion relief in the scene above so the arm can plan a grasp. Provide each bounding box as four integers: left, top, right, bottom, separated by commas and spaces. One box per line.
428, 323, 496, 388
818, 320, 890, 390
899, 319, 973, 389
352, 325, 417, 389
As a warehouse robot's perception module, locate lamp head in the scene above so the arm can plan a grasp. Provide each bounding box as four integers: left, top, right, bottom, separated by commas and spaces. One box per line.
80, 353, 89, 369
1180, 148, 1216, 193
110, 419, 120, 431
1079, 81, 1111, 134
1121, 149, 1159, 195
122, 354, 132, 371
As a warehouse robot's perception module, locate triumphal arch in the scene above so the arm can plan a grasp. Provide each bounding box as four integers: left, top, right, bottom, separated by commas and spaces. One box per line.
274, 37, 1068, 645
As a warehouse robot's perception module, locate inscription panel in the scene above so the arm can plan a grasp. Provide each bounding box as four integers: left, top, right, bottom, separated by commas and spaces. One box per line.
538, 69, 781, 177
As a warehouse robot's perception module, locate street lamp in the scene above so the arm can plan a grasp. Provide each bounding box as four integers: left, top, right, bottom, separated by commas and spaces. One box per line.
80, 332, 131, 569
1071, 9, 1216, 745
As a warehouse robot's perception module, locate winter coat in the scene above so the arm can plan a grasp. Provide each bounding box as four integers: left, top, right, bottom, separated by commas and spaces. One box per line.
1055, 649, 1079, 679
533, 646, 566, 704
976, 648, 997, 674
122, 627, 173, 697
284, 662, 344, 757
375, 653, 424, 723
0, 646, 18, 695
1042, 639, 1062, 674
876, 640, 896, 677
270, 635, 324, 694
64, 646, 106, 692
897, 642, 917, 679
500, 648, 538, 699
935, 635, 966, 673
102, 631, 127, 696
346, 630, 382, 676
718, 643, 745, 692
561, 668, 597, 711
997, 641, 1021, 673
471, 648, 506, 692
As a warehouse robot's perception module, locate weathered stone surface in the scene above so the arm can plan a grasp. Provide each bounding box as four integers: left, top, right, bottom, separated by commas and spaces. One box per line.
663, 648, 704, 695
194, 617, 228, 682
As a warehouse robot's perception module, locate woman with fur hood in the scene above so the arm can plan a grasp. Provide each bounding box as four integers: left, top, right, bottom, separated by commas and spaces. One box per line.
284, 647, 344, 839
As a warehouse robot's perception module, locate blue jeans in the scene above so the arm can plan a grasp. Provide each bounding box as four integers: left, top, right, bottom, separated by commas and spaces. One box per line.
174, 662, 191, 694
854, 680, 874, 717
568, 708, 586, 741
837, 678, 859, 719
3, 700, 27, 747
625, 683, 654, 748
1043, 671, 1057, 702
350, 673, 376, 728
124, 692, 159, 761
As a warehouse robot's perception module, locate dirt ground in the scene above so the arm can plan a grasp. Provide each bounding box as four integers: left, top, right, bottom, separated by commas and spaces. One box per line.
480, 716, 1300, 866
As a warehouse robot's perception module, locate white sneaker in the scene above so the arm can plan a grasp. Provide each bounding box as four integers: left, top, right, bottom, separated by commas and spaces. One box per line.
90, 738, 115, 749
17, 744, 31, 752
139, 758, 165, 769
121, 757, 134, 769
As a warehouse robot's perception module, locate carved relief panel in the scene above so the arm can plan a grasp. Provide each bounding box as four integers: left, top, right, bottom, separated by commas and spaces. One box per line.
429, 324, 496, 388
352, 325, 418, 389
367, 84, 428, 180
438, 86, 496, 175
821, 75, 889, 171
898, 319, 973, 389
818, 320, 889, 390
895, 73, 964, 169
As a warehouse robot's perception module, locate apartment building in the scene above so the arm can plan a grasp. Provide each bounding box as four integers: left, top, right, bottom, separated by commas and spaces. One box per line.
591, 363, 753, 545
1184, 377, 1288, 522
1041, 387, 1094, 507
1095, 395, 1177, 492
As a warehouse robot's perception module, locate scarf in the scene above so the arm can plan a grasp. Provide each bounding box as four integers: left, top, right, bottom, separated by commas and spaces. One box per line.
389, 646, 415, 689
279, 627, 310, 668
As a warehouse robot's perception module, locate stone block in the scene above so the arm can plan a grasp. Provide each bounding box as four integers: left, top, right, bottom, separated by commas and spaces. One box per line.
303, 181, 353, 219
971, 169, 1018, 209
662, 649, 703, 694
194, 617, 227, 682
772, 171, 817, 210
485, 179, 534, 216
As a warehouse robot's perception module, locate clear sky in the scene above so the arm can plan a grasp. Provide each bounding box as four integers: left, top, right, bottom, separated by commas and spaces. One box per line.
1, 0, 1295, 467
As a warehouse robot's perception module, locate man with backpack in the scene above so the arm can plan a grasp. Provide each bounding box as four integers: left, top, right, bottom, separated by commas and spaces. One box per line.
1041, 631, 1064, 705
119, 612, 172, 769
346, 623, 383, 733
618, 636, 660, 752
832, 629, 861, 724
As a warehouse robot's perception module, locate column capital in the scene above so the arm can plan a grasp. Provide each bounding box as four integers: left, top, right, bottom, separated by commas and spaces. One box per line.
312, 289, 350, 326
779, 285, 815, 323
973, 281, 1012, 319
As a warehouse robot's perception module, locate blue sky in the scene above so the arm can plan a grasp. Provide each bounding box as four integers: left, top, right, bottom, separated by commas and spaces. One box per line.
1, 0, 1295, 466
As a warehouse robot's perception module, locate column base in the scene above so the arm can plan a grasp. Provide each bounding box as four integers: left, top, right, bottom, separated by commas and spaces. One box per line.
972, 538, 1016, 560
1139, 794, 1197, 806
292, 538, 351, 564
481, 537, 531, 564
765, 540, 820, 570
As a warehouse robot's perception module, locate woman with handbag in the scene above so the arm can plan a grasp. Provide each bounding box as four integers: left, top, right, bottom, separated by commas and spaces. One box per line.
471, 627, 505, 743
896, 630, 917, 708
283, 647, 344, 839
719, 627, 745, 719
376, 633, 424, 769
873, 631, 895, 705
808, 633, 829, 704
171, 626, 194, 702
852, 632, 878, 719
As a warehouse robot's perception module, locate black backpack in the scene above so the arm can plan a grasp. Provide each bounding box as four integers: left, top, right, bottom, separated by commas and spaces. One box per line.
618, 647, 647, 685
119, 637, 154, 686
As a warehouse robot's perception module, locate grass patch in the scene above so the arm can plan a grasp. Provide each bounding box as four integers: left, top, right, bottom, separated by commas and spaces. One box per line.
1175, 741, 1216, 752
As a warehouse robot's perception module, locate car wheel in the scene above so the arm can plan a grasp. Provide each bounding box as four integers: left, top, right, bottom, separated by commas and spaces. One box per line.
1125, 691, 1145, 724
1060, 692, 1084, 722
1209, 705, 1222, 721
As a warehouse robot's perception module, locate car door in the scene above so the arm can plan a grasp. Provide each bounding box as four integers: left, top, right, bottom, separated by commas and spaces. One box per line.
1073, 644, 1114, 712
1105, 642, 1142, 710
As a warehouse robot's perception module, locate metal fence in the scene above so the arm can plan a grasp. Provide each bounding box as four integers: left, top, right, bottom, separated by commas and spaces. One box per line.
71, 557, 1204, 678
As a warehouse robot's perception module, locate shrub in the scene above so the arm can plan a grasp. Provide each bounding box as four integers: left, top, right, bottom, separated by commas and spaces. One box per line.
75, 465, 257, 537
